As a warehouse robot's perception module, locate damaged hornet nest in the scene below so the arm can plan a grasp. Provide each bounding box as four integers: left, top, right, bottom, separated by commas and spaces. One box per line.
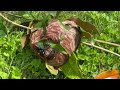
29, 19, 82, 69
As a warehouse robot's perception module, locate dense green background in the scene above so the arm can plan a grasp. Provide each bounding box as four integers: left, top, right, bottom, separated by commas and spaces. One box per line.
0, 11, 120, 79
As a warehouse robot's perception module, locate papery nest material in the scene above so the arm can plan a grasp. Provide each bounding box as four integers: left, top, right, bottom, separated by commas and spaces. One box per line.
29, 19, 82, 69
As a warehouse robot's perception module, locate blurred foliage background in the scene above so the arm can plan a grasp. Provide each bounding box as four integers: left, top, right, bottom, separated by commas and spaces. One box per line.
0, 11, 120, 79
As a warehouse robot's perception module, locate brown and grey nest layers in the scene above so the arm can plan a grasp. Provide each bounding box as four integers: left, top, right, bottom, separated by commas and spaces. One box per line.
30, 19, 82, 68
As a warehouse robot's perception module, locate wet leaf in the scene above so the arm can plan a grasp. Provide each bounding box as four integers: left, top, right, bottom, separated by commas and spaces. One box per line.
45, 62, 58, 75
0, 71, 8, 79
11, 66, 21, 79
21, 34, 30, 49
95, 70, 119, 79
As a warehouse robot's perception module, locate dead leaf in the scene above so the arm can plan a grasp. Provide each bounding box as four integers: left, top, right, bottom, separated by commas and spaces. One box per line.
95, 70, 119, 79
21, 34, 30, 49
82, 31, 92, 38
68, 17, 98, 35
45, 62, 58, 75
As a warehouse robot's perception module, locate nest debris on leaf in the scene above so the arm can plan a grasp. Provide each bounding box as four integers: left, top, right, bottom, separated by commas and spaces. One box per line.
29, 19, 82, 69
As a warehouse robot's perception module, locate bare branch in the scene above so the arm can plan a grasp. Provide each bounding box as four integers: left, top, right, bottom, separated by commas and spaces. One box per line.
0, 13, 32, 30
82, 42, 120, 57
95, 40, 120, 47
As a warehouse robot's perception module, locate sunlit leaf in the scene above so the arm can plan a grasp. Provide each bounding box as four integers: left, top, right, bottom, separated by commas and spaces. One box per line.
0, 71, 8, 79
11, 66, 21, 79
45, 62, 58, 75
95, 70, 119, 79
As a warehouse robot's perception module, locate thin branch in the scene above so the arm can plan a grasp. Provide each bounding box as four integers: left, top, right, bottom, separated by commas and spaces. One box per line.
95, 40, 120, 47
82, 42, 120, 57
0, 13, 32, 30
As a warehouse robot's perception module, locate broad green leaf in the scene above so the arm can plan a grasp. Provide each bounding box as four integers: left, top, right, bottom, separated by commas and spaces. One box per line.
69, 53, 81, 76
51, 43, 66, 53
45, 63, 58, 75
37, 42, 44, 49
41, 18, 48, 35
61, 62, 80, 79
60, 21, 71, 30
34, 22, 42, 28
49, 11, 61, 19
61, 53, 81, 79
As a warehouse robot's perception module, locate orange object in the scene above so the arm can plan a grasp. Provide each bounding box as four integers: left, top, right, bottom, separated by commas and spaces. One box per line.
95, 70, 119, 79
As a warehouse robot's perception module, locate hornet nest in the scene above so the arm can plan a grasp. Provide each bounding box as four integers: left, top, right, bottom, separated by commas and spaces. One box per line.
29, 19, 82, 69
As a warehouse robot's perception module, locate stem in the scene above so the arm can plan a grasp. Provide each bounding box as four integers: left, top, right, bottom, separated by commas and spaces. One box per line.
0, 13, 32, 30
82, 42, 120, 57
7, 57, 14, 78
95, 40, 120, 47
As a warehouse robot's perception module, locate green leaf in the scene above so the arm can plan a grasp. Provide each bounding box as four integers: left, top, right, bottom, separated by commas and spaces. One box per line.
3, 52, 9, 57
0, 70, 8, 79
49, 42, 66, 53
23, 14, 33, 19
60, 21, 71, 30
11, 67, 21, 79
37, 42, 44, 49
0, 17, 6, 37
34, 22, 42, 28
31, 60, 41, 68
61, 62, 80, 79
45, 63, 58, 75
61, 53, 81, 79
0, 30, 6, 37
49, 11, 61, 19
41, 18, 48, 35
